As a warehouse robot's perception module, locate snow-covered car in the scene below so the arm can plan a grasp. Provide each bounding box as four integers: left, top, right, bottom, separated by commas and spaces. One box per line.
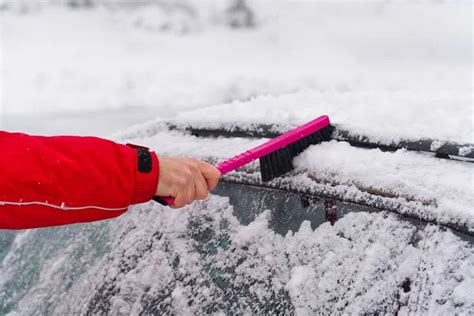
0, 2, 472, 314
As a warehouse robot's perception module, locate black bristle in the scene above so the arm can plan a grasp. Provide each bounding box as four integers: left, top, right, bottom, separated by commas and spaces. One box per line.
259, 125, 333, 182
313, 132, 323, 143
300, 137, 310, 150
309, 132, 319, 143
288, 142, 297, 157
281, 148, 293, 174
274, 149, 285, 173
321, 125, 335, 140
260, 155, 271, 182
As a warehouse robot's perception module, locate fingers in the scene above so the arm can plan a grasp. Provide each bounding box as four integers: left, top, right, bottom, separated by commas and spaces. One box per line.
183, 174, 196, 206
198, 161, 221, 190
156, 156, 221, 209
172, 168, 196, 208
194, 170, 209, 200
174, 183, 195, 208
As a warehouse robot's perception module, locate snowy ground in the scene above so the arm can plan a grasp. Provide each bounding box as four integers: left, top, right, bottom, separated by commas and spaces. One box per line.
1, 1, 473, 314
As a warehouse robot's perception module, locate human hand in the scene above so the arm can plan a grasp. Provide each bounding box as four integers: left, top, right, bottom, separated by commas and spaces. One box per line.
155, 156, 221, 208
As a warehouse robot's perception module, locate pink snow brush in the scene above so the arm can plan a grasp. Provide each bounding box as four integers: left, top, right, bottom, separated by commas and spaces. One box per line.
154, 115, 332, 206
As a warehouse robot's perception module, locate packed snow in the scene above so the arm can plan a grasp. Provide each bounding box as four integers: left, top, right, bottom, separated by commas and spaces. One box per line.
1, 1, 473, 315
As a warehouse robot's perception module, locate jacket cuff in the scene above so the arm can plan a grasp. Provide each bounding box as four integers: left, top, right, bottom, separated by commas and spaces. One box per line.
131, 151, 159, 204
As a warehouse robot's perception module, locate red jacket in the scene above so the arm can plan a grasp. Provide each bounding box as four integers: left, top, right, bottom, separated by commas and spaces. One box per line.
0, 131, 159, 229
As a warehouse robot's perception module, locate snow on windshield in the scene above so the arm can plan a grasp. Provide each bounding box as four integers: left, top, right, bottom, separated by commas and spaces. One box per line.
1, 196, 473, 314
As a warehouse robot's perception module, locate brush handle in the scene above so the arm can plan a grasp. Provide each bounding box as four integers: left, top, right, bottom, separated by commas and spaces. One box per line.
154, 115, 330, 206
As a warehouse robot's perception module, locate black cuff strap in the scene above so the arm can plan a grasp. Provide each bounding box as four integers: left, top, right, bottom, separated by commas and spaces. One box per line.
126, 143, 152, 173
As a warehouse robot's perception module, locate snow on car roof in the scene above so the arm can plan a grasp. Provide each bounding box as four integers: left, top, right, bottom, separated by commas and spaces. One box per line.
172, 90, 472, 144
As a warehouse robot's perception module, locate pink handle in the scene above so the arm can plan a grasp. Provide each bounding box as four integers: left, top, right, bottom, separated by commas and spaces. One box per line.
157, 115, 330, 206
161, 196, 175, 205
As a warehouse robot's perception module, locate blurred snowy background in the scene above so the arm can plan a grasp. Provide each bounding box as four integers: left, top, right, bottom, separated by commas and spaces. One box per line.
1, 0, 471, 136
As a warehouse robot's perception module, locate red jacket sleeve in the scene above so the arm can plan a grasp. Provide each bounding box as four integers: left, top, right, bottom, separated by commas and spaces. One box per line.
0, 131, 159, 229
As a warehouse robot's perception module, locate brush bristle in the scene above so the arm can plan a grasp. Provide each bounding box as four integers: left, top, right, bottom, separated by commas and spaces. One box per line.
259, 125, 334, 182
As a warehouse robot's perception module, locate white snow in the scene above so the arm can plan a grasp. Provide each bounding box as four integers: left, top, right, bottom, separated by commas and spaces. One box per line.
459, 146, 473, 157
171, 90, 473, 144
1, 1, 473, 315
293, 141, 474, 231
1, 198, 472, 314
233, 210, 270, 247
